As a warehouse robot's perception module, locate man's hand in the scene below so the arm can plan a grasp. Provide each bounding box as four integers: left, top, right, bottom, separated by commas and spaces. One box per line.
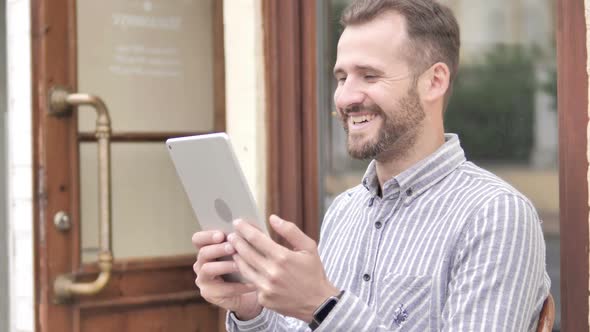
192, 230, 262, 320
229, 215, 340, 323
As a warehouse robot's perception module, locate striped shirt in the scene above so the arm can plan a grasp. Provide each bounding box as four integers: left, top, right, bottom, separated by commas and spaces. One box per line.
227, 133, 550, 331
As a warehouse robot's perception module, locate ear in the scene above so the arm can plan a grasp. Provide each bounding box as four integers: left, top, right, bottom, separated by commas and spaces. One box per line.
418, 62, 450, 103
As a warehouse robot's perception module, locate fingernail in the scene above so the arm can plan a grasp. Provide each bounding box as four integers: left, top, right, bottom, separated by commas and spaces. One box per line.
227, 233, 235, 242
224, 243, 234, 254
233, 219, 242, 226
270, 215, 283, 226
212, 232, 224, 242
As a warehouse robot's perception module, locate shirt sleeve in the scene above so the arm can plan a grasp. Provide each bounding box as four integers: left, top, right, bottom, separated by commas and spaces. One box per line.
225, 292, 399, 332
441, 193, 550, 331
225, 307, 310, 332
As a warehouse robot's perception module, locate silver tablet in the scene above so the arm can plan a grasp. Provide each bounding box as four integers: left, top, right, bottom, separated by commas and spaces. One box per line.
166, 133, 268, 237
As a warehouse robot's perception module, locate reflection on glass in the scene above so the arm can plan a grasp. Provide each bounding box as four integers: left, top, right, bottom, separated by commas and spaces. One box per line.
319, 0, 559, 329
80, 143, 198, 262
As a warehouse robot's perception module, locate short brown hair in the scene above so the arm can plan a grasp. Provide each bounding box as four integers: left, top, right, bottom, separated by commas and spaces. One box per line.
341, 0, 461, 99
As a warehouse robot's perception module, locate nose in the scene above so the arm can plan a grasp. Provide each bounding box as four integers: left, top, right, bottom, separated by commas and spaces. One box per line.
334, 78, 365, 112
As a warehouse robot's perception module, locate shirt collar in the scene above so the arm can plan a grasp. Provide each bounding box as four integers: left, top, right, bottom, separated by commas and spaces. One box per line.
361, 133, 466, 202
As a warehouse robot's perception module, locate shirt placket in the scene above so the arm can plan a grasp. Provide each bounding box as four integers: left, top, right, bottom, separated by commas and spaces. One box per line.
360, 192, 402, 305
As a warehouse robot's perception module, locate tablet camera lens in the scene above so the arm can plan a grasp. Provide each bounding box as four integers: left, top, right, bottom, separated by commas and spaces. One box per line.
214, 198, 233, 223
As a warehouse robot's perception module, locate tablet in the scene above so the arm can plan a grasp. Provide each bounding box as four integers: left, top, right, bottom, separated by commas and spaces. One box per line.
166, 132, 268, 237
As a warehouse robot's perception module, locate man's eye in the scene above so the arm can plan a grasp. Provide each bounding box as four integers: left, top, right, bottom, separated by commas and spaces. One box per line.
364, 75, 377, 80
336, 76, 347, 83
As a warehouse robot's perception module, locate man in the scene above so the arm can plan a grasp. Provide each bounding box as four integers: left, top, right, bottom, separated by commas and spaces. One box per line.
192, 0, 550, 330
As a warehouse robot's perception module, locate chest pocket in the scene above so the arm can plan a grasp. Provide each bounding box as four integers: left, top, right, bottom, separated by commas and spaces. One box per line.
377, 273, 432, 331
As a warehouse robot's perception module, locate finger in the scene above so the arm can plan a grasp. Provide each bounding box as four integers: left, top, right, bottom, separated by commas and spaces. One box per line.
227, 233, 268, 272
195, 242, 236, 271
234, 218, 264, 231
200, 281, 257, 299
197, 260, 239, 283
197, 242, 235, 262
192, 230, 225, 250
269, 215, 316, 251
233, 219, 287, 258
233, 254, 262, 286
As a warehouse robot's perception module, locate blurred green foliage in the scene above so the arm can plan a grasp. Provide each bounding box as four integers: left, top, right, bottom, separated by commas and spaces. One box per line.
445, 45, 537, 162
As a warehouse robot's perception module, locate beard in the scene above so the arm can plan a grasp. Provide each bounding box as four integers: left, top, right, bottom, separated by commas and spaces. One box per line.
343, 85, 425, 160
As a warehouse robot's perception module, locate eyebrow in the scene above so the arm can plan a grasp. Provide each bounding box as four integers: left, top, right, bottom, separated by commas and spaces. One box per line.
333, 65, 385, 77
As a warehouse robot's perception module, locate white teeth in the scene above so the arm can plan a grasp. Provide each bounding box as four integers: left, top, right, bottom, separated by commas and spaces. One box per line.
350, 114, 376, 124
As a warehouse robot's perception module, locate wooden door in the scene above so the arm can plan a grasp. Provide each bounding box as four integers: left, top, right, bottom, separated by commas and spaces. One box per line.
32, 0, 225, 331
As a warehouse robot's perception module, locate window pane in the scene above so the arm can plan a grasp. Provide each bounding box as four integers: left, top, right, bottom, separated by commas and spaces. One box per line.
318, 0, 560, 328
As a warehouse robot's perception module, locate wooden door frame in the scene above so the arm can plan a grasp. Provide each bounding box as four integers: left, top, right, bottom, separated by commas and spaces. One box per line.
32, 0, 225, 331
263, 0, 319, 242
266, 0, 590, 330
32, 0, 78, 328
557, 0, 589, 331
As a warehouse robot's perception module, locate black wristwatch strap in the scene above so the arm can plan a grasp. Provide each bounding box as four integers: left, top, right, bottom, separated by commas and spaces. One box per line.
309, 290, 344, 330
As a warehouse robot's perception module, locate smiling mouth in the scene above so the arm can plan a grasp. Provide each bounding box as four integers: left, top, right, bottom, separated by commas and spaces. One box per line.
350, 113, 377, 125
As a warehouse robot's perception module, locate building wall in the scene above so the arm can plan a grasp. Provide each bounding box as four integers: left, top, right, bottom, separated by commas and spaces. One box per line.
6, 0, 34, 330
1, 116, 8, 332
586, 1, 590, 326
0, 0, 9, 329
223, 0, 267, 217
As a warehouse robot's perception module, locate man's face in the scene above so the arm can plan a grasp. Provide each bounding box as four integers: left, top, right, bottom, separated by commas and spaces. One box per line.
333, 12, 425, 160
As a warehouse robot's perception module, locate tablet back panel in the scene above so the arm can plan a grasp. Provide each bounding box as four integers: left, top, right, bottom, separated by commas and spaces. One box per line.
166, 133, 266, 235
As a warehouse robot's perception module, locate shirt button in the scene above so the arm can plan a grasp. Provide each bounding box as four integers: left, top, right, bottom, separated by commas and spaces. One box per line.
363, 274, 371, 281
375, 221, 382, 229
406, 188, 413, 197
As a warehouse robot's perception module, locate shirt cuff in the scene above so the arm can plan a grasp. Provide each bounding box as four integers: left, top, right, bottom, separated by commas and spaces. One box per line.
226, 307, 274, 332
314, 291, 378, 332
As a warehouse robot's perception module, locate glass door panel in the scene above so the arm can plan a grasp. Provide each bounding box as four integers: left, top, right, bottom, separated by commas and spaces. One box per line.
80, 142, 198, 262
76, 0, 220, 262
77, 0, 215, 132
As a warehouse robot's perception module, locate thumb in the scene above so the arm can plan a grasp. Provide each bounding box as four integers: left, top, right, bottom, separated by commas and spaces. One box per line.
269, 215, 316, 252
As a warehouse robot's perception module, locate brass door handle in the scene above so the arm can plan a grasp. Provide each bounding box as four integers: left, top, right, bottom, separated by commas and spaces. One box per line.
48, 86, 114, 302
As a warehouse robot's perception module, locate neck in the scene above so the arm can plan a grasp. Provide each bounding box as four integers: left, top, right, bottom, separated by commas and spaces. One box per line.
375, 126, 445, 189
